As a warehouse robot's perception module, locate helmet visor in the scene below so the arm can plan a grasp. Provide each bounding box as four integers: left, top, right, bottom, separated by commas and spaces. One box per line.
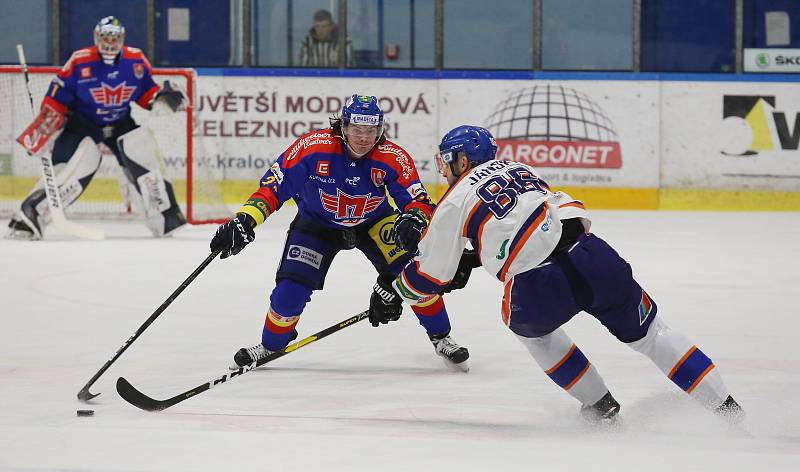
434, 150, 456, 176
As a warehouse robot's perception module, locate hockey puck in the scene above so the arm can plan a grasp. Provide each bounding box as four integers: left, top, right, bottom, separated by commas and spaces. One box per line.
76, 409, 95, 417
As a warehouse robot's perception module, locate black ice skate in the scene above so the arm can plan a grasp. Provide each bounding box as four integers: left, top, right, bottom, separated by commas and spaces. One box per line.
18, 190, 45, 239
233, 343, 274, 368
231, 330, 298, 369
430, 332, 469, 372
580, 391, 620, 424
715, 395, 745, 423
5, 218, 38, 240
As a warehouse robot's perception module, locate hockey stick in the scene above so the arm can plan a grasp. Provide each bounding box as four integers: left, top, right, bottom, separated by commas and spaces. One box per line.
116, 310, 370, 411
77, 250, 221, 401
16, 44, 105, 241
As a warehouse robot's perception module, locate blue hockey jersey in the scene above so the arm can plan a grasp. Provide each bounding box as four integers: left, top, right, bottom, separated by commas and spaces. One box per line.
41, 45, 159, 126
238, 129, 434, 229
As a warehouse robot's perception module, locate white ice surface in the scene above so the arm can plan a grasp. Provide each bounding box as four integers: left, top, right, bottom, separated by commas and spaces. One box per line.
1, 208, 799, 471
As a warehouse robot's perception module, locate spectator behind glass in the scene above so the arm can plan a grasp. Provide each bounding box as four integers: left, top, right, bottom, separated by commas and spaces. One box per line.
299, 9, 352, 67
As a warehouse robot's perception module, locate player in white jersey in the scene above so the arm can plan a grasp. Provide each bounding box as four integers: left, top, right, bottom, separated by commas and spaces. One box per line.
368, 125, 744, 423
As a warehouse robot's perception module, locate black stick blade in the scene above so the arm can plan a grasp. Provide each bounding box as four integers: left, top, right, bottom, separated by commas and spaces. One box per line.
116, 377, 168, 412
77, 388, 100, 402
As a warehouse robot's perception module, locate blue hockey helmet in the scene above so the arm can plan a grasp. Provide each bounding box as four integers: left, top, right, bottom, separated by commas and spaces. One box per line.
341, 95, 384, 128
340, 94, 385, 158
94, 16, 125, 64
436, 125, 497, 173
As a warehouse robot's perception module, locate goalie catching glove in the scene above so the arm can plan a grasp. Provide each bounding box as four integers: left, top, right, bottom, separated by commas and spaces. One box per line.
369, 274, 403, 327
152, 80, 186, 113
210, 213, 256, 259
392, 208, 429, 253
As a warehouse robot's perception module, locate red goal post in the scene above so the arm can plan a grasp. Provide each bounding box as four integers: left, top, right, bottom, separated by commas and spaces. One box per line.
0, 65, 230, 225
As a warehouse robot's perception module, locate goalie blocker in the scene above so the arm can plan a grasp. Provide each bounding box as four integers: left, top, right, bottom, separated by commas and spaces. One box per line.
8, 109, 185, 239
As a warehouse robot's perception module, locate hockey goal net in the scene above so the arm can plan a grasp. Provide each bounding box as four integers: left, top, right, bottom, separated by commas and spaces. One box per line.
0, 66, 230, 224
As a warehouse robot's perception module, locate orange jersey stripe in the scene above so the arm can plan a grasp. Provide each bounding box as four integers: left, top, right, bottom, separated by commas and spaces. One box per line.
502, 279, 514, 326
558, 201, 585, 210
498, 209, 547, 281
462, 201, 482, 237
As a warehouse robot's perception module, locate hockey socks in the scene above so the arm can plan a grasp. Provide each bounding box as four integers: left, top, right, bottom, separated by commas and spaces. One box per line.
261, 279, 312, 351
516, 328, 609, 406
627, 317, 731, 411
410, 295, 452, 337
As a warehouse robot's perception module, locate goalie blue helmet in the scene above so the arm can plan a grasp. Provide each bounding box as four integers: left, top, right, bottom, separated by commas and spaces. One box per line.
437, 125, 498, 169
341, 95, 384, 128
94, 16, 125, 64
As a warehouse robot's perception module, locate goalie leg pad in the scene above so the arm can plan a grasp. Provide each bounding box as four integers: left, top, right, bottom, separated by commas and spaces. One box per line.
116, 126, 185, 236
15, 134, 103, 236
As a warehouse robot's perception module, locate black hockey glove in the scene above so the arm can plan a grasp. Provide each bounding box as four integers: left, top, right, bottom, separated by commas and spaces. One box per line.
153, 80, 185, 112
369, 274, 403, 327
440, 249, 482, 294
392, 209, 429, 253
210, 213, 256, 259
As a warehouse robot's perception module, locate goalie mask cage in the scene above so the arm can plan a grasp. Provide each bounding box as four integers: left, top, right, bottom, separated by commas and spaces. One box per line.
0, 65, 231, 225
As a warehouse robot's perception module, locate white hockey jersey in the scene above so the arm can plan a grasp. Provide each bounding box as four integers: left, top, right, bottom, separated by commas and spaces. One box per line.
394, 160, 590, 305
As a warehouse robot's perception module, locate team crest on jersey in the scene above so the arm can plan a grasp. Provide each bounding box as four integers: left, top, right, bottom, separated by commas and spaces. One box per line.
319, 189, 384, 226
638, 290, 654, 325
80, 67, 92, 78
133, 63, 144, 79
89, 81, 137, 106
371, 168, 386, 187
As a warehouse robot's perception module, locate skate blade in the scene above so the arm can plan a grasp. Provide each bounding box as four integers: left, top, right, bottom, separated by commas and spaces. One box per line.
4, 230, 37, 240
442, 358, 469, 373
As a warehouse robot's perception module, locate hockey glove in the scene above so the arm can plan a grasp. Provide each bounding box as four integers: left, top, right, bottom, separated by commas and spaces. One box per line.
440, 249, 482, 294
369, 274, 403, 327
210, 213, 256, 259
392, 209, 429, 253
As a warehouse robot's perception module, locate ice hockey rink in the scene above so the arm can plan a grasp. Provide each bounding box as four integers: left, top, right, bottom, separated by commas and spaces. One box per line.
1, 208, 798, 471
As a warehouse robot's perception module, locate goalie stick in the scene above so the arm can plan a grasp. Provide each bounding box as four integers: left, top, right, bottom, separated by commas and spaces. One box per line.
77, 250, 221, 401
116, 310, 369, 411
16, 44, 105, 241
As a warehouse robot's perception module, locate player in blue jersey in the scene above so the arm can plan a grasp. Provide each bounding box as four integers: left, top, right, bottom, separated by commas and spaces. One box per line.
369, 125, 744, 424
210, 95, 470, 371
7, 16, 187, 240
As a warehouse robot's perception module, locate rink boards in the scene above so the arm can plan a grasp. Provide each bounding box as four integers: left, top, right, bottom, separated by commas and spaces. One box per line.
2, 70, 798, 210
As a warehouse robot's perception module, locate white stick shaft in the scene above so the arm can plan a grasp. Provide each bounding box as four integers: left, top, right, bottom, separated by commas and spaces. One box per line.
16, 43, 26, 67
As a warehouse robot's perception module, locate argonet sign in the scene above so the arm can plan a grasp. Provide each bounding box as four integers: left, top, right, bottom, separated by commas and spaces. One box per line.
496, 141, 622, 168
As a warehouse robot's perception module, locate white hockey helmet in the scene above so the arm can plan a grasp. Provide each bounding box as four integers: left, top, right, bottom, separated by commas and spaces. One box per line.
94, 16, 125, 64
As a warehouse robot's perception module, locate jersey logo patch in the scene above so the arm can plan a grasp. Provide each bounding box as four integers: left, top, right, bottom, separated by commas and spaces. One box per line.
638, 290, 654, 325
286, 245, 323, 269
371, 168, 386, 187
316, 161, 330, 176
133, 63, 144, 78
80, 67, 91, 78
89, 81, 137, 106
367, 214, 406, 263
496, 239, 509, 260
319, 189, 384, 227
